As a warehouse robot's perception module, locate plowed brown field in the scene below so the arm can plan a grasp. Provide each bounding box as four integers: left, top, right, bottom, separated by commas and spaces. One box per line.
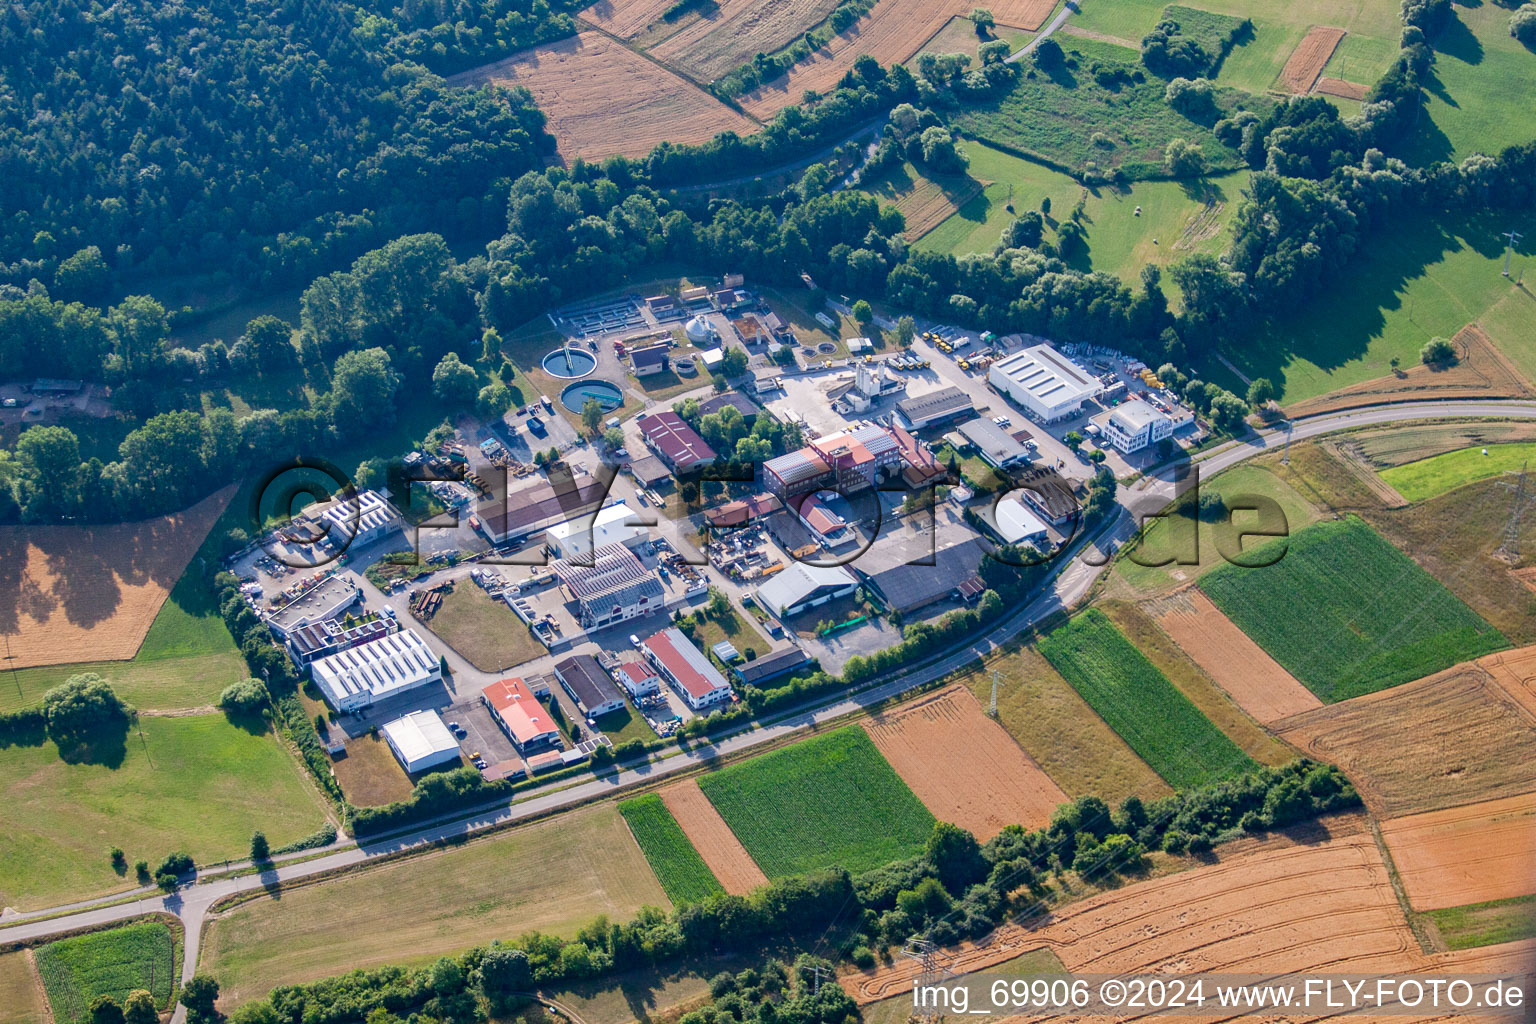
1279, 26, 1346, 94
0, 486, 233, 669
659, 778, 767, 895
1315, 76, 1369, 100
739, 0, 1056, 118
862, 685, 1066, 839
892, 176, 984, 240
1148, 589, 1322, 724
649, 0, 845, 82
448, 32, 758, 161
1277, 661, 1536, 818
1481, 643, 1536, 721
844, 817, 1423, 1003
581, 0, 678, 39
1284, 325, 1536, 418
1382, 793, 1536, 911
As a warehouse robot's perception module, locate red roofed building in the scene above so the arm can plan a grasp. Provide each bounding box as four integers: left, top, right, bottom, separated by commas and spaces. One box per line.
637, 411, 717, 473
793, 493, 856, 548
640, 627, 732, 710
615, 659, 661, 697
481, 677, 560, 753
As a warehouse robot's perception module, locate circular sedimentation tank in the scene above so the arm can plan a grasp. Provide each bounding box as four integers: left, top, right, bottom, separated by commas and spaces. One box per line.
541, 345, 597, 378
559, 379, 624, 413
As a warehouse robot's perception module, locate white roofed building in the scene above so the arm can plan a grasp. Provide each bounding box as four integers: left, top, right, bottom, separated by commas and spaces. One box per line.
311, 628, 442, 712
992, 496, 1050, 547
988, 346, 1100, 423
754, 562, 858, 618
545, 502, 648, 562
319, 489, 400, 548
1102, 399, 1174, 454
380, 710, 462, 774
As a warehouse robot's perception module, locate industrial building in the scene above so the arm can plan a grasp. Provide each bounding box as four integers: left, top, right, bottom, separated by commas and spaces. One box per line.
379, 710, 462, 774
1102, 399, 1175, 454
551, 543, 665, 630
637, 411, 717, 473
284, 615, 395, 666
698, 391, 761, 420
615, 659, 661, 697
958, 418, 1032, 470
478, 477, 609, 544
733, 647, 809, 686
545, 502, 647, 561
319, 489, 401, 548
266, 574, 362, 638
763, 424, 901, 498
897, 386, 976, 430
554, 654, 627, 718
988, 346, 1101, 422
640, 628, 733, 710
630, 344, 670, 377
705, 493, 782, 529
793, 494, 856, 548
859, 539, 985, 616
990, 496, 1050, 547
310, 628, 442, 713
481, 677, 561, 752
754, 562, 859, 618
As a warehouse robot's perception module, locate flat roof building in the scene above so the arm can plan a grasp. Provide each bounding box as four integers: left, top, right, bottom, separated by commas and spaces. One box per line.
551, 543, 665, 630
958, 418, 1032, 469
266, 574, 362, 638
989, 346, 1100, 423
859, 539, 985, 616
628, 455, 671, 488
641, 628, 733, 710
1103, 399, 1174, 454
554, 654, 626, 718
545, 502, 648, 562
380, 710, 462, 774
897, 386, 975, 430
637, 411, 717, 473
311, 628, 442, 712
754, 562, 858, 618
285, 616, 394, 666
482, 677, 561, 752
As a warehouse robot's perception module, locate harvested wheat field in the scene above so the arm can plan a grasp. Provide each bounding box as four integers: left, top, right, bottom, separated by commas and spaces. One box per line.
659, 778, 768, 895
1481, 643, 1536, 720
650, 0, 845, 83
1284, 325, 1535, 418
862, 685, 1067, 839
892, 176, 984, 240
1382, 793, 1536, 912
580, 0, 678, 39
845, 817, 1423, 1003
739, 0, 1055, 118
449, 32, 757, 160
1278, 661, 1536, 818
1278, 26, 1347, 94
0, 486, 233, 669
1315, 76, 1369, 100
1147, 589, 1321, 725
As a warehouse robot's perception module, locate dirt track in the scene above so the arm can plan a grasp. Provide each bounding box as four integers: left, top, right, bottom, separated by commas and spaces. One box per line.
0, 485, 233, 668
448, 32, 757, 161
1382, 793, 1536, 911
862, 685, 1066, 839
659, 779, 767, 895
1278, 26, 1346, 94
1481, 643, 1536, 721
1278, 661, 1536, 818
1148, 589, 1322, 724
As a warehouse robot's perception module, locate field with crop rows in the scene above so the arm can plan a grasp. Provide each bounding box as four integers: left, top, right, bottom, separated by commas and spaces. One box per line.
1037, 610, 1254, 790
697, 727, 934, 878
619, 794, 724, 904
34, 922, 176, 1024
1201, 517, 1507, 702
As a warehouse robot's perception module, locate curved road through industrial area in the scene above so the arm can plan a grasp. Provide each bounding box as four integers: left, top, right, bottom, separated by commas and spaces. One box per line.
5, 398, 1535, 1018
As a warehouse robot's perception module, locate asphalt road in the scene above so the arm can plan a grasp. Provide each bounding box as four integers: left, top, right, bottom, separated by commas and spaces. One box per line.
5, 398, 1536, 1017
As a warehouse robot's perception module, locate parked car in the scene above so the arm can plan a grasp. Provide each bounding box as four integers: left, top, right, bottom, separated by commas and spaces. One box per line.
629, 634, 641, 647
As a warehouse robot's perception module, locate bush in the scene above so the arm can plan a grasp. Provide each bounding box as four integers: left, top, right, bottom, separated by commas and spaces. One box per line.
1512, 4, 1536, 44
1421, 336, 1456, 365
250, 831, 270, 862
40, 674, 133, 748
134, 860, 150, 884
218, 677, 269, 716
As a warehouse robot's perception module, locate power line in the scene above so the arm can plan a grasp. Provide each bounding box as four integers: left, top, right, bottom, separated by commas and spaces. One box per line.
1503, 229, 1525, 278
1494, 461, 1536, 563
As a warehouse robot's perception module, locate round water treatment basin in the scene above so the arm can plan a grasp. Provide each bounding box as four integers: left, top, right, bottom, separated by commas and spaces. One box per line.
560, 379, 624, 413
541, 346, 597, 378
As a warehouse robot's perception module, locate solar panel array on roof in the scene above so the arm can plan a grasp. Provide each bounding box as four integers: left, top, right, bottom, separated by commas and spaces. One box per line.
311, 628, 441, 710
552, 544, 653, 600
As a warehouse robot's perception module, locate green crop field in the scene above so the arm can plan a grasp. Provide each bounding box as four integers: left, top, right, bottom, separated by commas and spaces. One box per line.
1203, 208, 1536, 404
34, 922, 177, 1024
1037, 610, 1254, 790
1201, 516, 1507, 702
1425, 895, 1536, 951
916, 143, 1248, 299
619, 794, 723, 905
948, 47, 1255, 180
1400, 2, 1536, 165
0, 714, 328, 911
1379, 443, 1536, 502
697, 727, 935, 878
